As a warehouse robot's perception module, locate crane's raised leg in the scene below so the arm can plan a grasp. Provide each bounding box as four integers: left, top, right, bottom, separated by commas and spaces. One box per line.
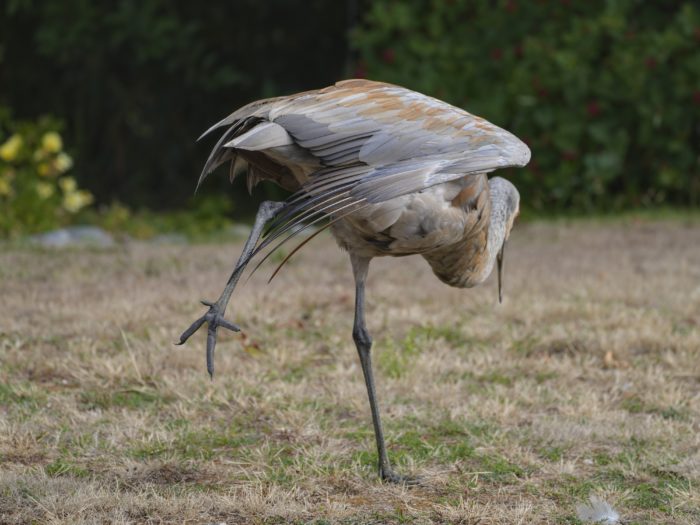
351, 254, 418, 484
177, 200, 284, 377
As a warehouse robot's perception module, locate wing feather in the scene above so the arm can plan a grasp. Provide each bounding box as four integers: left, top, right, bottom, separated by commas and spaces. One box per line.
196, 79, 530, 275
224, 121, 293, 151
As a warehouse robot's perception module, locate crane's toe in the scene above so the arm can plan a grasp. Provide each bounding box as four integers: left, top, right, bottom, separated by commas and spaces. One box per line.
176, 300, 241, 377
380, 467, 422, 486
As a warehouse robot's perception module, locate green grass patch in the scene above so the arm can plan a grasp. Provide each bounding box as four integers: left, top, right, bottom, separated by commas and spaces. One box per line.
0, 382, 32, 405
45, 458, 90, 478
544, 459, 692, 516
539, 445, 566, 462
79, 388, 167, 410
509, 334, 540, 356
377, 325, 469, 379
130, 425, 258, 461
377, 338, 415, 379
476, 370, 513, 387
475, 454, 525, 481
350, 416, 515, 475
0, 381, 44, 411
593, 451, 614, 466
534, 370, 558, 383
620, 397, 689, 421
406, 324, 469, 348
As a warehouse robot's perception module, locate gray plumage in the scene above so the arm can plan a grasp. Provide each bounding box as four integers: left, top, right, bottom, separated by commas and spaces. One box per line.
179, 79, 529, 483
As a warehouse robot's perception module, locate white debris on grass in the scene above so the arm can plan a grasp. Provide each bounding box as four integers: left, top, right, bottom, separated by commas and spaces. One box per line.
576, 496, 621, 524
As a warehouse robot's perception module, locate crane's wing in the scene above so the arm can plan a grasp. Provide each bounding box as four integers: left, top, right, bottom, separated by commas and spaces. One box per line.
200, 79, 529, 186
198, 79, 530, 269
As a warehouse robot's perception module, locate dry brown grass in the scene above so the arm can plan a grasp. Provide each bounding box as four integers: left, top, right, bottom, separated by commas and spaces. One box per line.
1, 218, 699, 524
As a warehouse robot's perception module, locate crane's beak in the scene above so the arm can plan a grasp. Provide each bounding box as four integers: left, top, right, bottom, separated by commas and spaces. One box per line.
497, 242, 505, 304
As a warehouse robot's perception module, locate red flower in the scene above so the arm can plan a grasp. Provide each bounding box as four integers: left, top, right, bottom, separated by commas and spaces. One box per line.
381, 48, 396, 65
490, 48, 503, 61
644, 57, 658, 69
587, 101, 601, 117
693, 91, 700, 105
505, 0, 517, 13
562, 150, 577, 161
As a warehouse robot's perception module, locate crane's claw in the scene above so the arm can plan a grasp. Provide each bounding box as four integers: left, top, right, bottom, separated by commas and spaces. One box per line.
176, 300, 240, 378
380, 467, 422, 486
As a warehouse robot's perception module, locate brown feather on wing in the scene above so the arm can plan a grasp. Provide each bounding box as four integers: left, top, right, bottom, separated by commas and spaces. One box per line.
196, 79, 530, 276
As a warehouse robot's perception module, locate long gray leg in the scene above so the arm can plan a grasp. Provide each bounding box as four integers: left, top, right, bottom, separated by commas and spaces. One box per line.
351, 254, 417, 484
177, 200, 284, 377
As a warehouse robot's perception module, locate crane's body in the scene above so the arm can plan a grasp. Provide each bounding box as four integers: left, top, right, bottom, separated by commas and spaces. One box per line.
178, 79, 530, 483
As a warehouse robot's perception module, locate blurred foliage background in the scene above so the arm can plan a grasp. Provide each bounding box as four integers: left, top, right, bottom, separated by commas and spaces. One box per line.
1, 0, 698, 236
354, 0, 700, 212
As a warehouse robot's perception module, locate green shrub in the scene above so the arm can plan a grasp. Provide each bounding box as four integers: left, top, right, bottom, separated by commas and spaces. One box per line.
1, 2, 349, 209
352, 1, 700, 212
0, 110, 93, 237
80, 195, 234, 241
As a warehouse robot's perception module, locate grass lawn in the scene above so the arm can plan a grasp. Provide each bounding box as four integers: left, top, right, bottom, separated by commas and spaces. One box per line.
1, 218, 699, 524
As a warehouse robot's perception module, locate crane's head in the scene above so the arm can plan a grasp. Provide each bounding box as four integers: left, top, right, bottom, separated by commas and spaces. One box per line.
490, 178, 520, 304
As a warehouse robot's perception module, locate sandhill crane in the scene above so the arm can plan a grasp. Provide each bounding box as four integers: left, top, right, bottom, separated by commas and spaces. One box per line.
178, 79, 530, 483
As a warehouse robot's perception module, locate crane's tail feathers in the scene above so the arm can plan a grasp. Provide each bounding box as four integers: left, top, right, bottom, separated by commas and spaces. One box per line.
197, 115, 233, 142
223, 121, 293, 151
236, 164, 377, 281
254, 186, 358, 261
195, 122, 245, 192
196, 118, 295, 193
242, 195, 358, 282
230, 155, 247, 184
266, 200, 375, 283
197, 95, 285, 142
258, 163, 371, 240
233, 194, 367, 288
262, 180, 355, 237
266, 219, 341, 284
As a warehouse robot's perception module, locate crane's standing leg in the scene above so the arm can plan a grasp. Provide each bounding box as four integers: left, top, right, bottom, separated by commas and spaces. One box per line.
177, 200, 284, 377
351, 254, 416, 484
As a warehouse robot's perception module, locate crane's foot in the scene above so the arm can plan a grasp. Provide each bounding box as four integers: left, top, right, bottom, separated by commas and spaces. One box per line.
380, 466, 422, 486
176, 300, 240, 377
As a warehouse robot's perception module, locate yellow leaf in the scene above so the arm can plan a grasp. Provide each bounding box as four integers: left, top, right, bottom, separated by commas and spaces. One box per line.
38, 162, 52, 177
36, 181, 55, 199
0, 177, 11, 196
55, 152, 73, 173
63, 189, 93, 213
42, 131, 63, 153
0, 134, 23, 162
59, 176, 77, 193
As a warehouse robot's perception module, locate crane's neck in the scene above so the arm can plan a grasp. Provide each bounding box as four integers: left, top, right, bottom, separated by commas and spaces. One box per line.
424, 178, 514, 289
